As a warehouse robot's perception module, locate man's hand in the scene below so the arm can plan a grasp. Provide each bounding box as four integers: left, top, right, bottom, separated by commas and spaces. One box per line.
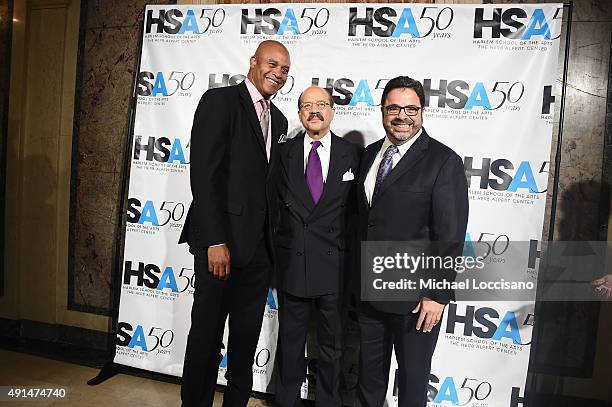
208, 244, 231, 280
412, 297, 445, 333
592, 274, 612, 300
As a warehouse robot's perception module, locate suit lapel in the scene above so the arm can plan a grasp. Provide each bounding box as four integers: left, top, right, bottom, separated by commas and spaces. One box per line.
237, 82, 267, 160
371, 131, 430, 207
287, 135, 315, 213
359, 138, 383, 208
309, 134, 349, 220
268, 102, 285, 176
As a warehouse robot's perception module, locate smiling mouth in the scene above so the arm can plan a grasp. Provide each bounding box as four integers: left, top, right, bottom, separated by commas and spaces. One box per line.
393, 123, 412, 130
266, 77, 280, 86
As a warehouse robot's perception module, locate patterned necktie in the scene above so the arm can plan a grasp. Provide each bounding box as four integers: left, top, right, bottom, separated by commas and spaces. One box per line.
372, 144, 399, 201
259, 99, 270, 161
306, 140, 323, 204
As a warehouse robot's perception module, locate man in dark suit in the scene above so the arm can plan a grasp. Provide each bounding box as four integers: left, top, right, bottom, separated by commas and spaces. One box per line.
355, 76, 469, 407
273, 86, 360, 407
178, 40, 291, 407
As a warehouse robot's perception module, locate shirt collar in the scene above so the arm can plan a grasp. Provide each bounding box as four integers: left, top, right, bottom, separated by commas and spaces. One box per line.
244, 78, 267, 104
304, 131, 331, 151
380, 128, 423, 158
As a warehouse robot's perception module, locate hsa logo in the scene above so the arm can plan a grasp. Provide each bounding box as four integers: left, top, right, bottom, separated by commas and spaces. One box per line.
145, 8, 203, 34
208, 73, 246, 90
424, 79, 525, 110
348, 7, 421, 37
474, 7, 562, 40
127, 198, 159, 226
138, 72, 169, 97
137, 71, 195, 97
133, 136, 188, 164
311, 77, 388, 107
207, 73, 295, 99
127, 199, 186, 227
427, 374, 493, 405
463, 157, 548, 193
445, 303, 533, 345
241, 7, 329, 35
241, 8, 301, 35
117, 322, 175, 352
123, 261, 179, 292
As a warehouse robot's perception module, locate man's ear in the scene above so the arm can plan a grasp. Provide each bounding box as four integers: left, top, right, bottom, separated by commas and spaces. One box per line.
249, 55, 257, 68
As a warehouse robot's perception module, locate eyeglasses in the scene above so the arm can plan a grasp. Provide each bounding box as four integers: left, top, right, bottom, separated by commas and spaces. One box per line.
300, 101, 331, 111
383, 105, 422, 116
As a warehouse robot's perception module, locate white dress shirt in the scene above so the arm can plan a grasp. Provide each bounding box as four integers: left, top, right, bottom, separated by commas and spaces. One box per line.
364, 130, 422, 206
304, 131, 331, 182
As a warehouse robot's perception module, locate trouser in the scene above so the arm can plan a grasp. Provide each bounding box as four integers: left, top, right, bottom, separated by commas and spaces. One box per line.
274, 291, 344, 407
181, 239, 271, 407
355, 302, 441, 407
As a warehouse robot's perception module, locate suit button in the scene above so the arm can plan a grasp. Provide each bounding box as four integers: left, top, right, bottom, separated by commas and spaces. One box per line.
328, 227, 334, 233
368, 223, 375, 228
296, 251, 302, 256
303, 223, 308, 229
327, 250, 333, 255
286, 202, 292, 207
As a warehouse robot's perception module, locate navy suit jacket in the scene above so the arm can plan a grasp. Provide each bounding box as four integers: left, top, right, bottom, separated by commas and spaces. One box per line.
275, 133, 361, 297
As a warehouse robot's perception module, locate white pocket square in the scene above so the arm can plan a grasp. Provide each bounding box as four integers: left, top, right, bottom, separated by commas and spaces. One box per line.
342, 169, 355, 181
278, 134, 288, 143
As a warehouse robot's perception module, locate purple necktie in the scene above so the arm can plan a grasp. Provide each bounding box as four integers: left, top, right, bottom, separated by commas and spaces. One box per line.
306, 140, 323, 204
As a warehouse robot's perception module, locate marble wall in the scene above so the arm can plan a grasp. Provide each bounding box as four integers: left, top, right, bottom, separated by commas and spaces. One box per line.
70, 0, 172, 313
537, 1, 612, 241
0, 0, 13, 297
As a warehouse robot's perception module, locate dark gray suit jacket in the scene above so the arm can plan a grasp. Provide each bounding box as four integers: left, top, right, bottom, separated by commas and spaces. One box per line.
179, 81, 287, 267
357, 129, 469, 314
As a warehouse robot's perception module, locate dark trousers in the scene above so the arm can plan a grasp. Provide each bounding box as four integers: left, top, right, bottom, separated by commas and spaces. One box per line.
181, 239, 271, 407
274, 291, 344, 407
355, 302, 440, 407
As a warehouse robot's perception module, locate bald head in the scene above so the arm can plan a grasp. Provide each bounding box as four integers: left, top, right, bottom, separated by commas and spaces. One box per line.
298, 86, 334, 110
247, 40, 291, 98
254, 40, 289, 60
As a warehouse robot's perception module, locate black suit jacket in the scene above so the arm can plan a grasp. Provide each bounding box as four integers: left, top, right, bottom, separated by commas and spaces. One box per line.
179, 81, 288, 268
276, 133, 361, 297
358, 129, 469, 314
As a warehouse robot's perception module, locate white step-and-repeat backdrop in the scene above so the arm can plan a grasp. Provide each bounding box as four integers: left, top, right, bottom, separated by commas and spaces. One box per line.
115, 4, 562, 406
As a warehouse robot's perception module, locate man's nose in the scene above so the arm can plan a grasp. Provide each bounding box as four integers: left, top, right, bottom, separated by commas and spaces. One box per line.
272, 67, 284, 78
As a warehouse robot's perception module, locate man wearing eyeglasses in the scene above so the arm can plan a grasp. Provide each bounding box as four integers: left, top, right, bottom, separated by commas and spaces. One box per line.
355, 76, 468, 407
273, 85, 360, 407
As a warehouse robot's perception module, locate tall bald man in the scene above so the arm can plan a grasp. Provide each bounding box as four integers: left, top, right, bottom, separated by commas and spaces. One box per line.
179, 40, 291, 407
274, 86, 361, 406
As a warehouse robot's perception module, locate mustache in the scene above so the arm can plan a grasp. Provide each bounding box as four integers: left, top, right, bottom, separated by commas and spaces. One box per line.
308, 113, 324, 121
391, 118, 414, 125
